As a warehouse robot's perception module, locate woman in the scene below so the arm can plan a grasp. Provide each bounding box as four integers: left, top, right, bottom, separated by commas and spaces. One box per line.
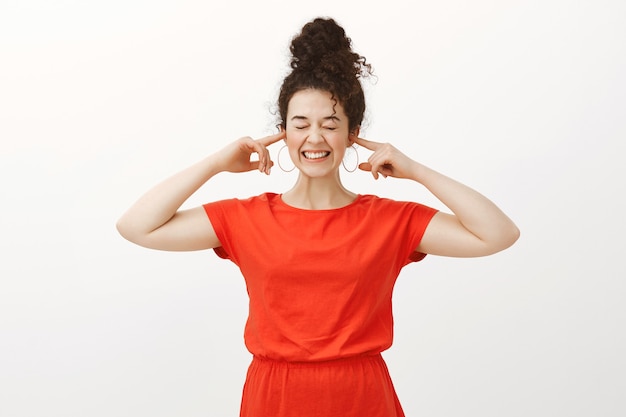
117, 17, 519, 417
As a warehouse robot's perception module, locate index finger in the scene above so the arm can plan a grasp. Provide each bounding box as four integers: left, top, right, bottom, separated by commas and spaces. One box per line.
258, 130, 286, 147
353, 136, 381, 151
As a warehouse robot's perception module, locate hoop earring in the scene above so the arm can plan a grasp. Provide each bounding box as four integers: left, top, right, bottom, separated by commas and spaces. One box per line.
342, 145, 359, 173
277, 145, 295, 172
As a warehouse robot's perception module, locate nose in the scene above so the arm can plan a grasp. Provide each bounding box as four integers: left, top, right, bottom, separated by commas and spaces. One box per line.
306, 129, 325, 144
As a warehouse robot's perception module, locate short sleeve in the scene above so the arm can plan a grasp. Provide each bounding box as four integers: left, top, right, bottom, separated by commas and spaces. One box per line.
203, 198, 238, 263
397, 201, 438, 265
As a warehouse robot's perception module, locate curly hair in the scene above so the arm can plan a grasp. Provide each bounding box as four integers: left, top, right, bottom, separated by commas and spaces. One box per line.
277, 17, 373, 132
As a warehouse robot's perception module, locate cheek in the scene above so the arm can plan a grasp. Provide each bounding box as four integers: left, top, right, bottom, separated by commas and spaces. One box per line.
285, 128, 309, 144
284, 135, 303, 155
330, 134, 351, 149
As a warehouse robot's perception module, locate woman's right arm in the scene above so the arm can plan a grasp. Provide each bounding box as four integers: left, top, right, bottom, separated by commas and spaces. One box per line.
116, 132, 285, 251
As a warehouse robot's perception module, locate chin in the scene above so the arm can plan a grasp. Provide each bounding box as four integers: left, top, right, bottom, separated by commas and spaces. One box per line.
298, 167, 341, 179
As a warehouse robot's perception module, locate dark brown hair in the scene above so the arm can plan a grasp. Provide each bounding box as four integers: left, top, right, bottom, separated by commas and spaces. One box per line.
277, 17, 373, 132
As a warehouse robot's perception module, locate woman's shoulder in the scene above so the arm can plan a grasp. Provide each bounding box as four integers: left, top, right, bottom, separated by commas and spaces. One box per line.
207, 192, 279, 206
356, 194, 438, 218
243, 192, 281, 207
356, 194, 427, 207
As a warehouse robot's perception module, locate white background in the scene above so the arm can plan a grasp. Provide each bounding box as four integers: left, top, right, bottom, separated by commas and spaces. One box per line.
1, 1, 624, 416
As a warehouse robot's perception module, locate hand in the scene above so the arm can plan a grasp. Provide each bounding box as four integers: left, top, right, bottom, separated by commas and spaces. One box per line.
218, 131, 285, 175
354, 137, 418, 180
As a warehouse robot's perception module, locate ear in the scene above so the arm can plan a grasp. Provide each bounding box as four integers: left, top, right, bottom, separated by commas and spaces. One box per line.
279, 125, 287, 142
348, 126, 360, 145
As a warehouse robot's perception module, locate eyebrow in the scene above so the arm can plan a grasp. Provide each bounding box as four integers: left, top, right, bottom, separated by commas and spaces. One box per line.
290, 115, 341, 122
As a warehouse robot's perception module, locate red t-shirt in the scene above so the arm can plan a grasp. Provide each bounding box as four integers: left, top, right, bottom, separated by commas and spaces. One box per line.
203, 193, 437, 362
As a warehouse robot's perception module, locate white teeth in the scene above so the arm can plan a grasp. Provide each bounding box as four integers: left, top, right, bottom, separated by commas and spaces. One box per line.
303, 151, 330, 159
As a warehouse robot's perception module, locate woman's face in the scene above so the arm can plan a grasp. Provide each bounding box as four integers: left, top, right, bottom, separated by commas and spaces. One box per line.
284, 89, 355, 178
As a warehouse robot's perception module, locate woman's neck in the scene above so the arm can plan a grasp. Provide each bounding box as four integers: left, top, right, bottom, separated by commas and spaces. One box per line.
281, 174, 357, 210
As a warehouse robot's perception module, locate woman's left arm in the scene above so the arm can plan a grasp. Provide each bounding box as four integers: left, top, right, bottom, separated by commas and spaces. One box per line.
354, 137, 520, 257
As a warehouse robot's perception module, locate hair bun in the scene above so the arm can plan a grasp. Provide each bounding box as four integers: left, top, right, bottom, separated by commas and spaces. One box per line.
289, 17, 365, 79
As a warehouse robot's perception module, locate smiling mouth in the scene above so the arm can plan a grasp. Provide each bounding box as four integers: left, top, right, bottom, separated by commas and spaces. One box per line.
303, 151, 331, 160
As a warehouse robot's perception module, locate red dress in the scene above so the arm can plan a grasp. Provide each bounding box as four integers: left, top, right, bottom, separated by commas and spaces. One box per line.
204, 193, 437, 416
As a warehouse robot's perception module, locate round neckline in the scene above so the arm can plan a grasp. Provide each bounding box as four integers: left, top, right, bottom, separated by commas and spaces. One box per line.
276, 193, 363, 212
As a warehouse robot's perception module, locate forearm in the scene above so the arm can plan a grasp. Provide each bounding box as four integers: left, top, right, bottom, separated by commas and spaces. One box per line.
116, 154, 222, 240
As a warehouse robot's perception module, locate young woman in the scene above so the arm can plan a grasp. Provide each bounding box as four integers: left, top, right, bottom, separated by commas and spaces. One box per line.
117, 17, 519, 417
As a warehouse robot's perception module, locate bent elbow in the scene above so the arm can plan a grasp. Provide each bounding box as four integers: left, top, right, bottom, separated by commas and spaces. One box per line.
494, 223, 521, 254
511, 224, 521, 245
115, 217, 132, 241
115, 216, 142, 245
